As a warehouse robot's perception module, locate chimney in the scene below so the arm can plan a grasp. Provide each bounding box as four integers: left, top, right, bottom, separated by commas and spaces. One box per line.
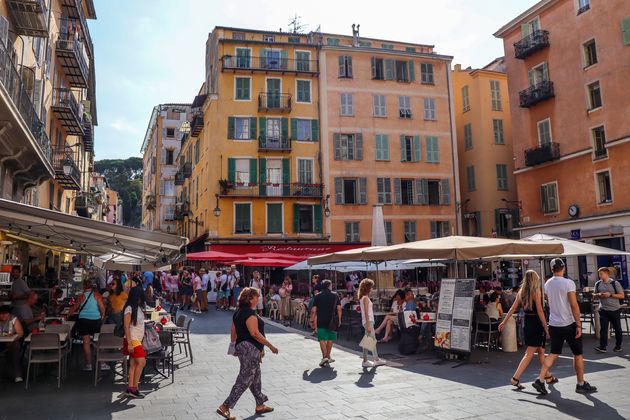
454, 64, 462, 71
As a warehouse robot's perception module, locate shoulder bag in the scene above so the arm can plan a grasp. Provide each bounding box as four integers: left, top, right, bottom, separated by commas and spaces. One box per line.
328, 295, 340, 332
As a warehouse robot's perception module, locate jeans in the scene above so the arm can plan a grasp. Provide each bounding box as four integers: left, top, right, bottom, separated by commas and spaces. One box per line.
599, 309, 623, 349
363, 322, 379, 360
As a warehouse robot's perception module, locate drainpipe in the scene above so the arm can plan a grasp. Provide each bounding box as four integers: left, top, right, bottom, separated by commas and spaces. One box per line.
445, 62, 462, 235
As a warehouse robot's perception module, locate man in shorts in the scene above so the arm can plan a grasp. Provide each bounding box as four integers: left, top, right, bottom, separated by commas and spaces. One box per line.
311, 280, 342, 367
533, 258, 597, 395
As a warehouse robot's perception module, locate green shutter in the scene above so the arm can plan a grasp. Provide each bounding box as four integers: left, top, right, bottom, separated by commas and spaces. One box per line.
293, 203, 300, 233
375, 135, 382, 160
227, 117, 235, 139
311, 119, 319, 141
282, 158, 290, 196
249, 159, 257, 184
385, 59, 394, 80
314, 204, 322, 233
400, 135, 406, 161
383, 135, 389, 160
227, 158, 236, 182
371, 57, 377, 79
413, 135, 421, 162
267, 204, 282, 233
291, 118, 298, 140
521, 23, 531, 38
259, 158, 267, 196
281, 50, 288, 69
408, 61, 415, 82
260, 48, 267, 67
249, 117, 257, 139
623, 18, 630, 45
281, 118, 289, 141
259, 117, 266, 141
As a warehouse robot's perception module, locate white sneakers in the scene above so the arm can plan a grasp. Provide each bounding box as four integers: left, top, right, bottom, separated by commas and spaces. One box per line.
319, 357, 329, 367
100, 363, 111, 371
83, 364, 93, 372
14, 377, 23, 383
362, 359, 387, 368
362, 360, 373, 368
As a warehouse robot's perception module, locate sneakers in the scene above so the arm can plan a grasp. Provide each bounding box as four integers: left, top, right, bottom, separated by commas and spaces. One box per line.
576, 382, 598, 394
362, 360, 374, 368
319, 357, 329, 367
82, 364, 93, 372
614, 347, 623, 352
594, 346, 607, 353
14, 377, 23, 383
126, 389, 144, 399
328, 358, 335, 363
532, 379, 548, 395
373, 359, 387, 367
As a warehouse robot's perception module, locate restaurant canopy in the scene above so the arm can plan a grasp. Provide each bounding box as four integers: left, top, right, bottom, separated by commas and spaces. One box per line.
231, 258, 296, 267
242, 252, 304, 260
0, 199, 187, 267
307, 236, 565, 265
186, 250, 240, 261
284, 259, 445, 272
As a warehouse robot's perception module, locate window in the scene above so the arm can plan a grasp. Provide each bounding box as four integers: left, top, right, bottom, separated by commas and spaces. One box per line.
399, 179, 415, 205
462, 85, 470, 112
400, 135, 420, 162
430, 221, 450, 239
596, 171, 612, 203
295, 51, 310, 71
538, 119, 552, 145
234, 203, 251, 233
345, 222, 360, 242
540, 183, 559, 214
398, 96, 411, 118
294, 204, 321, 233
377, 178, 392, 204
297, 159, 313, 184
340, 93, 354, 116
234, 158, 251, 185
371, 58, 384, 80
493, 119, 505, 145
267, 203, 283, 233
194, 140, 200, 164
395, 60, 411, 82
404, 221, 416, 242
467, 166, 476, 192
235, 48, 251, 68
334, 177, 367, 205
426, 136, 439, 163
623, 18, 630, 46
375, 134, 390, 161
166, 128, 175, 138
333, 133, 363, 161
296, 80, 311, 103
592, 126, 607, 159
338, 55, 353, 78
166, 149, 174, 165
490, 80, 502, 111
235, 117, 252, 140
529, 63, 549, 86
373, 94, 387, 117
343, 179, 357, 204
232, 32, 245, 40
385, 221, 393, 245
327, 38, 340, 46
294, 119, 315, 141
288, 36, 300, 44
587, 81, 602, 110
381, 43, 394, 50
263, 34, 275, 42
577, 0, 590, 14
424, 98, 436, 120
496, 164, 508, 190
235, 77, 250, 100
359, 40, 372, 47
464, 123, 473, 150
421, 63, 434, 84
583, 39, 597, 67
160, 179, 175, 196
406, 47, 416, 53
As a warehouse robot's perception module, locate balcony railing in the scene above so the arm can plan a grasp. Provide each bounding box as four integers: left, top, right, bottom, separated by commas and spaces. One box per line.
82, 119, 93, 153
258, 93, 291, 113
55, 31, 89, 88
174, 201, 191, 220
60, 0, 93, 58
0, 39, 52, 163
190, 112, 204, 137
6, 0, 48, 38
525, 142, 560, 167
74, 193, 96, 217
221, 55, 318, 74
514, 30, 550, 59
182, 162, 192, 178
220, 182, 323, 198
594, 147, 608, 160
51, 88, 84, 135
519, 81, 554, 108
174, 172, 185, 185
52, 149, 80, 190
259, 136, 291, 152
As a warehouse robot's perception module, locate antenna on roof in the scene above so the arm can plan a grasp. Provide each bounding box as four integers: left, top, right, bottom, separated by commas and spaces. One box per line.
289, 14, 305, 33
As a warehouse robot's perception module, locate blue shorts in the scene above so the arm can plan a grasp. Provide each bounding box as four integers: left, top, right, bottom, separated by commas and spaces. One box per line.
218, 290, 230, 299
232, 287, 241, 300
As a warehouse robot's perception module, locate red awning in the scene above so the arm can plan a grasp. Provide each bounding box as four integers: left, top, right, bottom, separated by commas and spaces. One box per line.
186, 250, 240, 261
242, 252, 304, 260
207, 243, 368, 258
231, 258, 296, 267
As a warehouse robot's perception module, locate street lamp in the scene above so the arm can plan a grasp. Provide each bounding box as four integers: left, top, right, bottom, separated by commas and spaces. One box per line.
324, 194, 331, 217
179, 120, 191, 134
213, 193, 221, 217
62, 155, 73, 175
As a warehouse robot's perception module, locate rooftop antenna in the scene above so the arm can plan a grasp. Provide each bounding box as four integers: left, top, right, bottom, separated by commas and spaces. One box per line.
289, 14, 305, 33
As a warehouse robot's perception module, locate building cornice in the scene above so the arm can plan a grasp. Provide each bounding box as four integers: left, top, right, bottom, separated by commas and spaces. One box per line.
494, 0, 560, 38
321, 45, 453, 61
517, 210, 630, 231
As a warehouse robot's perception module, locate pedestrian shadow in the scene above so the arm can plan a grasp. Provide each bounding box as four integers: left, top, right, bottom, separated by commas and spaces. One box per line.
355, 367, 376, 388
518, 386, 625, 420
302, 367, 338, 384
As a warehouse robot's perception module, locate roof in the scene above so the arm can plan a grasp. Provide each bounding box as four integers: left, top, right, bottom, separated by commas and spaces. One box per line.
494, 0, 559, 38
214, 26, 312, 37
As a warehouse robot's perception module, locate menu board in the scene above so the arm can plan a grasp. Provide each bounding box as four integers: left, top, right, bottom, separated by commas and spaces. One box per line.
434, 278, 475, 353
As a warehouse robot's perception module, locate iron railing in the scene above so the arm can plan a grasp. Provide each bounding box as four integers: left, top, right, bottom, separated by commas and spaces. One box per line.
514, 30, 550, 59
190, 112, 204, 137
6, 0, 48, 37
174, 172, 185, 185
519, 81, 554, 108
525, 142, 560, 167
259, 136, 291, 151
221, 55, 317, 73
55, 30, 89, 85
52, 87, 82, 120
220, 182, 323, 198
60, 0, 93, 58
182, 162, 192, 178
258, 93, 291, 113
51, 149, 80, 185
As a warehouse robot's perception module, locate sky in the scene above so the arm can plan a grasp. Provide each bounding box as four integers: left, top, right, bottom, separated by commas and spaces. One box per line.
90, 0, 539, 160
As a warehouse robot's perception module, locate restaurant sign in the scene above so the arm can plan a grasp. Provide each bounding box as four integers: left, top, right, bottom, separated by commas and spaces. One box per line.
208, 243, 368, 258
434, 278, 475, 353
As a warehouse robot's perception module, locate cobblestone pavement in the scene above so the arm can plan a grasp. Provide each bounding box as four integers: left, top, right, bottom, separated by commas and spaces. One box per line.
2, 307, 630, 420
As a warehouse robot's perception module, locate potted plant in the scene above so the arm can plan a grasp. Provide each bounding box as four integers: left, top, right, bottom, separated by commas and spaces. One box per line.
219, 179, 234, 194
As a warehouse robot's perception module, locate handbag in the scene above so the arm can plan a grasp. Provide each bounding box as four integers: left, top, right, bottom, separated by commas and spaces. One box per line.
143, 321, 162, 354
359, 334, 377, 352
227, 342, 236, 356
68, 290, 94, 322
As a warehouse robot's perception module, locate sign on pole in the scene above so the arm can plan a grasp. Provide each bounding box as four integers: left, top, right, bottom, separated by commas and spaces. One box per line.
434, 278, 475, 353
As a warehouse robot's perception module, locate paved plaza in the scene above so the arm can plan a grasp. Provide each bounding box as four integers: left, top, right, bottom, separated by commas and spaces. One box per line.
2, 308, 630, 420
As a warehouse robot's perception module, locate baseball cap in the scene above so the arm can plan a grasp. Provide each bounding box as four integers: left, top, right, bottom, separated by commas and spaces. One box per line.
550, 258, 565, 272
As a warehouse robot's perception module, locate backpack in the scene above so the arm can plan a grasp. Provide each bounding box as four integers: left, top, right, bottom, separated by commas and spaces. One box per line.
595, 279, 625, 305
143, 321, 162, 354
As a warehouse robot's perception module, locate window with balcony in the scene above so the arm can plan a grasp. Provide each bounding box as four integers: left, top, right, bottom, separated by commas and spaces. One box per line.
334, 177, 367, 204
592, 126, 607, 159
462, 85, 470, 112
421, 63, 434, 84
426, 136, 439, 163
375, 134, 390, 161
493, 119, 505, 144
373, 94, 387, 117
540, 182, 558, 214
496, 164, 508, 190
340, 93, 354, 116
267, 203, 283, 233
385, 221, 393, 245
234, 203, 251, 233
333, 133, 362, 161
430, 221, 450, 238
424, 98, 436, 120
295, 51, 310, 71
338, 55, 353, 78
583, 39, 598, 67
232, 158, 252, 186
297, 158, 313, 184
596, 171, 612, 204
464, 123, 473, 150
398, 96, 412, 118
345, 222, 360, 243
235, 77, 251, 100
529, 62, 549, 86
400, 135, 420, 162
467, 166, 476, 192
587, 81, 602, 110
235, 48, 251, 68
404, 221, 416, 242
490, 80, 502, 111
538, 119, 552, 145
377, 178, 392, 204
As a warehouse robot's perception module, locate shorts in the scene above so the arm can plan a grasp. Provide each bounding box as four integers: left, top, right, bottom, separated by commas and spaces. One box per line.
233, 287, 241, 300
181, 285, 193, 296
76, 318, 101, 336
123, 339, 146, 359
218, 290, 230, 299
549, 323, 583, 356
169, 286, 179, 293
317, 328, 337, 341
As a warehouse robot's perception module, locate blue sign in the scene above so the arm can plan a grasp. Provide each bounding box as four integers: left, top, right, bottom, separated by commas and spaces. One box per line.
570, 229, 581, 240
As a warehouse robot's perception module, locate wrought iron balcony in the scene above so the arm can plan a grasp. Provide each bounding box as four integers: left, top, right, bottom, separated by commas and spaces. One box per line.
6, 0, 48, 38
190, 112, 204, 137
55, 31, 89, 88
519, 81, 554, 108
60, 0, 93, 58
258, 93, 291, 113
51, 88, 84, 135
182, 162, 192, 178
514, 30, 550, 59
174, 201, 191, 220
74, 192, 96, 218
525, 142, 560, 167
82, 119, 93, 153
219, 182, 323, 198
221, 55, 318, 74
259, 136, 291, 152
174, 172, 185, 185
52, 149, 81, 190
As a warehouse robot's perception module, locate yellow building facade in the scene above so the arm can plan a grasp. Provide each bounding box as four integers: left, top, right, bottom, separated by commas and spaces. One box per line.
452, 59, 518, 238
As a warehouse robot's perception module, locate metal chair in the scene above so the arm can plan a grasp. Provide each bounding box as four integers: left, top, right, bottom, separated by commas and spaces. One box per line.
26, 333, 63, 389
174, 318, 194, 363
100, 323, 116, 334
145, 330, 175, 383
45, 324, 72, 377
579, 301, 595, 334
474, 312, 500, 351
94, 333, 127, 386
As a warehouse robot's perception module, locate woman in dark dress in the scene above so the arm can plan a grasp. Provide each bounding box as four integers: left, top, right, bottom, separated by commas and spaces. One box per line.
217, 288, 279, 420
499, 270, 557, 389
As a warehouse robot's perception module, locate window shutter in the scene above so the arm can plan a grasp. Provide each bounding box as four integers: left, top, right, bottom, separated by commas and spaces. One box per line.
314, 204, 323, 233
494, 209, 501, 235
33, 79, 43, 113
338, 56, 345, 77
282, 158, 290, 195
528, 69, 535, 87
281, 50, 288, 69
259, 117, 266, 141
382, 135, 389, 160
430, 221, 438, 239
333, 133, 341, 160
260, 48, 267, 67
520, 23, 531, 38
408, 61, 415, 82
281, 118, 289, 140
442, 222, 450, 237
542, 62, 549, 81
227, 158, 236, 183
371, 57, 377, 79
384, 178, 392, 203
311, 119, 319, 141
355, 133, 363, 160
623, 18, 630, 45
249, 117, 257, 139
334, 177, 343, 204
259, 158, 267, 196
0, 16, 8, 48
249, 158, 258, 184
393, 178, 402, 204
400, 135, 406, 161
293, 203, 300, 233
413, 135, 421, 162
291, 118, 298, 140
540, 185, 547, 213
227, 117, 235, 139
359, 177, 367, 204
440, 179, 451, 205
347, 56, 353, 78
385, 59, 394, 80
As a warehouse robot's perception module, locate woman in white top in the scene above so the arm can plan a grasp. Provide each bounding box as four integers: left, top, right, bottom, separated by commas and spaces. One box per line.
123, 286, 146, 398
485, 291, 504, 321
358, 279, 386, 368
374, 289, 405, 342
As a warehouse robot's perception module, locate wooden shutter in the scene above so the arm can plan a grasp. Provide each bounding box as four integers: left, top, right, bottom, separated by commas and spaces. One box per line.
334, 177, 343, 204
293, 203, 300, 233
291, 118, 298, 140
371, 57, 377, 79
358, 177, 367, 204
227, 117, 235, 139
413, 179, 423, 205
393, 178, 402, 204
430, 221, 438, 239
281, 118, 289, 141
282, 158, 290, 196
623, 18, 630, 45
385, 59, 394, 80
338, 56, 345, 77
258, 158, 267, 196
259, 117, 266, 141
384, 178, 392, 203
260, 48, 267, 67
413, 135, 421, 162
333, 133, 341, 160
400, 135, 406, 161
314, 204, 323, 233
311, 119, 319, 141
540, 185, 547, 213
227, 158, 236, 182
249, 159, 258, 184
281, 50, 288, 69
408, 61, 415, 82
249, 117, 257, 139
355, 133, 363, 160
442, 222, 450, 237
346, 56, 353, 78
439, 179, 451, 205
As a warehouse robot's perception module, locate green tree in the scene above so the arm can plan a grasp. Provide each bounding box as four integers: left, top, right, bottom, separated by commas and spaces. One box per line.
94, 157, 143, 227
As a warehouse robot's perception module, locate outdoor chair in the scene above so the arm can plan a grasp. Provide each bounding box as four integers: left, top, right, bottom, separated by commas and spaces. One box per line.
294, 303, 307, 326
342, 307, 363, 339
174, 317, 193, 364
579, 301, 595, 334
474, 312, 500, 352
94, 333, 127, 386
268, 301, 279, 320
100, 323, 116, 334
145, 330, 175, 383
25, 333, 63, 389
45, 324, 72, 377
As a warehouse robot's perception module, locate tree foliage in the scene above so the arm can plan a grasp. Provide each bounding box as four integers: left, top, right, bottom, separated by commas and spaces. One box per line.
94, 157, 143, 227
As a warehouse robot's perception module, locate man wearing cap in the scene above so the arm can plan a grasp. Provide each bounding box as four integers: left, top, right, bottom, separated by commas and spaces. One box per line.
0, 304, 25, 382
533, 258, 597, 395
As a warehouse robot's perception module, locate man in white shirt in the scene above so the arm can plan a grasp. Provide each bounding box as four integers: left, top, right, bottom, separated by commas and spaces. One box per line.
533, 259, 597, 395
200, 268, 209, 312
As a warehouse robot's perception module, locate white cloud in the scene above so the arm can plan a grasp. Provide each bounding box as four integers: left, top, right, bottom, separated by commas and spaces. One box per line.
109, 118, 142, 135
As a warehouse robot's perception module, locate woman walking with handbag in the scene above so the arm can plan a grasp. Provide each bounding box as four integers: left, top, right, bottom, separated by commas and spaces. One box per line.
217, 287, 278, 420
68, 278, 106, 372
358, 279, 386, 368
123, 286, 146, 399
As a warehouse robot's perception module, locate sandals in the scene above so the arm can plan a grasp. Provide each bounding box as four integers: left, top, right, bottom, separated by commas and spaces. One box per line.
216, 407, 235, 420
511, 377, 525, 390
545, 375, 559, 384
255, 405, 274, 414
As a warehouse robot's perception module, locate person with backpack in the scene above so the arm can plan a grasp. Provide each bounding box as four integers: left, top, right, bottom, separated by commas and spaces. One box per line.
594, 266, 624, 353
123, 286, 146, 399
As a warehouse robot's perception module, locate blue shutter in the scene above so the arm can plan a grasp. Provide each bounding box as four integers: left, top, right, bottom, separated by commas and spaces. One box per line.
334, 177, 343, 204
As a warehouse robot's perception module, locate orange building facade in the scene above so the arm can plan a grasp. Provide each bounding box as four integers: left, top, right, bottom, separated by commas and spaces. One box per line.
496, 0, 630, 285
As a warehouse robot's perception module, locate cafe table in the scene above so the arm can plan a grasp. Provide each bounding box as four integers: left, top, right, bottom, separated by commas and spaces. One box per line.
0, 334, 20, 343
